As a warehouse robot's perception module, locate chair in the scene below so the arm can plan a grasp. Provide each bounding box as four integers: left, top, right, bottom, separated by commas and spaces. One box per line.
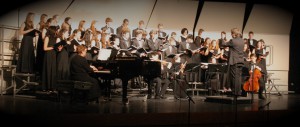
57, 80, 94, 104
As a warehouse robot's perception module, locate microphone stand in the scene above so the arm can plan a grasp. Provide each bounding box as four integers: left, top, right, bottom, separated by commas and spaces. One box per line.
175, 63, 195, 127
250, 62, 255, 103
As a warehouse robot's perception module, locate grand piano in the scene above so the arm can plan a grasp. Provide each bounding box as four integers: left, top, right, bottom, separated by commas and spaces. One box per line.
90, 56, 161, 104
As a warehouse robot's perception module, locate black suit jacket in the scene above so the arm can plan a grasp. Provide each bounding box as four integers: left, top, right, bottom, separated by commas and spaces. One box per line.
132, 28, 144, 38
247, 39, 257, 51
147, 38, 162, 51
119, 37, 131, 49
223, 37, 244, 65
195, 36, 204, 47
116, 25, 131, 38
101, 26, 114, 34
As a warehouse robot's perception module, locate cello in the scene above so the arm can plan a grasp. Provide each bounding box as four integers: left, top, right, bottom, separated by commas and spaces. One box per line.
243, 64, 261, 92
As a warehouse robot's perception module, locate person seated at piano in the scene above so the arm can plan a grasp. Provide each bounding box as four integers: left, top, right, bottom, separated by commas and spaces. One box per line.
69, 45, 101, 101
147, 52, 171, 99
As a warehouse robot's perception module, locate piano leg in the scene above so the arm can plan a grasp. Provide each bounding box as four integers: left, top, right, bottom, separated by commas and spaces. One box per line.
122, 78, 129, 105
104, 79, 112, 101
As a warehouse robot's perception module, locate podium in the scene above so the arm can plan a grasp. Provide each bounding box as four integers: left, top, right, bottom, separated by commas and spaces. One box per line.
204, 63, 252, 104
205, 63, 227, 95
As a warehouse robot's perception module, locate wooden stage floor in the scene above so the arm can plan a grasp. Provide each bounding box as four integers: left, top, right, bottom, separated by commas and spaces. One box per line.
0, 91, 299, 127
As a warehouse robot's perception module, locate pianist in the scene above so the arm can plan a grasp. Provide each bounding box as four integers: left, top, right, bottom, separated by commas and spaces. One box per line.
69, 45, 101, 101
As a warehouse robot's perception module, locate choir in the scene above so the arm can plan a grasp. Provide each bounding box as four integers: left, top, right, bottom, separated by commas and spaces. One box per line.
17, 12, 269, 100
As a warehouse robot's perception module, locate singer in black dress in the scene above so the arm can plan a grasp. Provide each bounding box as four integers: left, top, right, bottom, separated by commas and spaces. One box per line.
42, 26, 58, 91
56, 29, 70, 80
17, 12, 36, 73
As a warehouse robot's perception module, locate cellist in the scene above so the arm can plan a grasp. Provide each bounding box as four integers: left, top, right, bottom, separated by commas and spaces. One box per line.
246, 53, 266, 100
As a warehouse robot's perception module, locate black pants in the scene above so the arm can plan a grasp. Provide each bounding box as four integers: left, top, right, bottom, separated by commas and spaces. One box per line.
149, 77, 170, 97
229, 63, 243, 95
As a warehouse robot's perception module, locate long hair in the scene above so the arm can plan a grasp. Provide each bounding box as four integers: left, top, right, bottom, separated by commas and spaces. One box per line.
78, 20, 86, 31
25, 12, 34, 29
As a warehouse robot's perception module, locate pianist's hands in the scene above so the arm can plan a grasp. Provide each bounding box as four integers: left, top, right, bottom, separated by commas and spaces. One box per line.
90, 65, 98, 72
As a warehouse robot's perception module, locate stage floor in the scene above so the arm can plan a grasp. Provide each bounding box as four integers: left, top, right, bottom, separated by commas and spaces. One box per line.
0, 92, 299, 127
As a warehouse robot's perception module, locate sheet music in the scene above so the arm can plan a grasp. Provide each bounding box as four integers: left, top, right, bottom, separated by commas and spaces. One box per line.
97, 49, 112, 60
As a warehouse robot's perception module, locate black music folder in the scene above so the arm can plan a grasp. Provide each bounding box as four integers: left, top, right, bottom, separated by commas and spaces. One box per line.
199, 47, 207, 52
167, 54, 176, 58
27, 29, 40, 37
127, 45, 138, 51
54, 40, 67, 49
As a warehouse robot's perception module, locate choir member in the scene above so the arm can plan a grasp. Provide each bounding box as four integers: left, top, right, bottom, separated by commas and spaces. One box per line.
77, 20, 86, 39
157, 23, 167, 40
36, 14, 48, 31
207, 39, 221, 63
119, 28, 132, 49
56, 29, 71, 80
179, 28, 188, 43
61, 17, 72, 35
42, 22, 58, 91
101, 17, 114, 34
35, 14, 48, 75
217, 31, 227, 50
147, 30, 161, 51
83, 20, 98, 47
17, 12, 37, 73
247, 31, 257, 52
132, 30, 145, 49
132, 20, 144, 38
194, 28, 204, 47
116, 18, 130, 38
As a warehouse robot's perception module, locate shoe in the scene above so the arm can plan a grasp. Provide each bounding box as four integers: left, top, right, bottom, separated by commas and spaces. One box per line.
259, 95, 266, 100
155, 96, 161, 99
147, 95, 152, 99
160, 95, 167, 99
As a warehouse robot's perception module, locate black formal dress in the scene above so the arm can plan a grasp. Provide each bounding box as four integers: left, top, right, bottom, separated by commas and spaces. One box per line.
35, 30, 45, 75
42, 28, 57, 90
56, 40, 70, 80
17, 22, 35, 73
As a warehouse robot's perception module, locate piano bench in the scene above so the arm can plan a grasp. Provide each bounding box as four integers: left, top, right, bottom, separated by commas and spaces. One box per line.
57, 80, 94, 104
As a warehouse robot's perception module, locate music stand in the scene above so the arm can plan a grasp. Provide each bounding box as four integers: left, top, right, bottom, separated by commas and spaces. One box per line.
97, 49, 112, 60
206, 64, 228, 95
